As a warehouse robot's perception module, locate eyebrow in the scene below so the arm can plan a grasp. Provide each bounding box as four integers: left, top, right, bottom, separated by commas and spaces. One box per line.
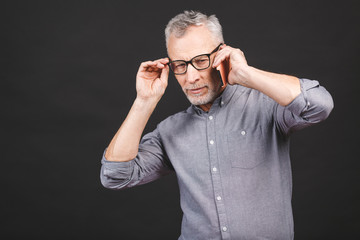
168, 43, 223, 62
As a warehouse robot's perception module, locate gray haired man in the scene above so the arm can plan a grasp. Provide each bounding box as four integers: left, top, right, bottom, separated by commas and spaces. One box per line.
100, 10, 333, 239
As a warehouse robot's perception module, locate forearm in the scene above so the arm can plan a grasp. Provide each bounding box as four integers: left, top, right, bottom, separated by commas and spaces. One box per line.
237, 66, 301, 106
105, 97, 159, 162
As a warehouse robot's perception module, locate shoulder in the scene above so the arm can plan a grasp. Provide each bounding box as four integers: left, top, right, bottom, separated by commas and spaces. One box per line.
157, 106, 195, 130
230, 84, 276, 106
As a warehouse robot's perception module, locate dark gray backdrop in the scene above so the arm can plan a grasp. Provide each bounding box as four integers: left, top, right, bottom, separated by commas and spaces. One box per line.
2, 0, 359, 239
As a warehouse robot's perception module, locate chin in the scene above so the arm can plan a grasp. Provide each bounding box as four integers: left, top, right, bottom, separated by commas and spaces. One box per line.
186, 93, 214, 106
184, 81, 222, 106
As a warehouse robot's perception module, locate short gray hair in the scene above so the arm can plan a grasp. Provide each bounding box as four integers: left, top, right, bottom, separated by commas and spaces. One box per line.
165, 10, 224, 48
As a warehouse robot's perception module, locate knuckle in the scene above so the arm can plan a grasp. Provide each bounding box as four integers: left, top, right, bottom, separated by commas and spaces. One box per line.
142, 61, 152, 65
234, 48, 244, 56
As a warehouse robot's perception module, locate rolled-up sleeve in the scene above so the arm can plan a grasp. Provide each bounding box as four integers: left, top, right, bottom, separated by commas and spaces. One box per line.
275, 78, 334, 135
100, 128, 174, 190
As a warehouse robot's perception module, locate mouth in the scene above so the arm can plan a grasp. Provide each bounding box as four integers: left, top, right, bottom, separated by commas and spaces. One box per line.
188, 86, 206, 95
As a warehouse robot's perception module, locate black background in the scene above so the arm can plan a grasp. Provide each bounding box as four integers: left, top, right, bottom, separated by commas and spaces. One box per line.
2, 0, 359, 239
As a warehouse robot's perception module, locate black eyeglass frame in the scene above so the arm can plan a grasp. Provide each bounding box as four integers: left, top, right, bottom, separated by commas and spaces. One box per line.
168, 43, 223, 75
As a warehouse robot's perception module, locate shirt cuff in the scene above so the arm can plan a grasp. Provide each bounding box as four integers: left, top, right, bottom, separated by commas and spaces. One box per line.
101, 149, 134, 178
285, 78, 319, 115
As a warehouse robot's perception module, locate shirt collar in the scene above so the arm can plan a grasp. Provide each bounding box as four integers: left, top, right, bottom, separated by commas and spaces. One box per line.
191, 85, 237, 115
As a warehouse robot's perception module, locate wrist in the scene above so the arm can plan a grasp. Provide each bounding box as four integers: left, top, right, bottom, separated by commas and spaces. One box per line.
134, 96, 159, 110
234, 65, 254, 87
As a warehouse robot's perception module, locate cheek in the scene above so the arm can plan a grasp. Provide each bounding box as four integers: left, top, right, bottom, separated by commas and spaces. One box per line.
175, 76, 186, 88
199, 68, 215, 81
208, 68, 221, 85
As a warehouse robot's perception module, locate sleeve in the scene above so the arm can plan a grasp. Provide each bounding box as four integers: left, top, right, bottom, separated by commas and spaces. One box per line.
100, 127, 174, 190
275, 78, 334, 135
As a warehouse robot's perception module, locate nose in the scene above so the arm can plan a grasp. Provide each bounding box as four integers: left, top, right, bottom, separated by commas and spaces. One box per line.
185, 64, 200, 84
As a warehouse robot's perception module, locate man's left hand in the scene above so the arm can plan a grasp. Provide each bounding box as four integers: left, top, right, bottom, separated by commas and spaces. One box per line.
212, 44, 251, 87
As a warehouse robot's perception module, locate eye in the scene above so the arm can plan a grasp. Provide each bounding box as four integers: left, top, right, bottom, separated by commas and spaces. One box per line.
175, 62, 186, 68
170, 61, 187, 73
170, 62, 185, 69
195, 59, 207, 64
193, 56, 209, 67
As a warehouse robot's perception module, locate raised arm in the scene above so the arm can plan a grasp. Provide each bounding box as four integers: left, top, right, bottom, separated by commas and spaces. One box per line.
213, 45, 301, 106
212, 45, 333, 134
105, 58, 169, 162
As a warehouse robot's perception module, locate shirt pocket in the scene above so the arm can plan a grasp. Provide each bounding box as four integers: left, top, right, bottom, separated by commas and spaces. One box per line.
226, 128, 266, 169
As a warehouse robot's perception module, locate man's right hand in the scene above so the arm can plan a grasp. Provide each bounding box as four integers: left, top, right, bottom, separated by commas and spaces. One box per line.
105, 58, 170, 162
136, 58, 170, 102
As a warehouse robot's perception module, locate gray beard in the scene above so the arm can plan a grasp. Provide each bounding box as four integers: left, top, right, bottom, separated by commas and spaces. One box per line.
183, 84, 221, 106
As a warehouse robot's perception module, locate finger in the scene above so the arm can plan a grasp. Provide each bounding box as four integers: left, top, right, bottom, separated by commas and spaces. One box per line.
219, 43, 227, 50
160, 64, 169, 84
157, 58, 170, 64
212, 48, 231, 68
213, 45, 238, 67
139, 61, 164, 73
153, 58, 170, 68
151, 57, 169, 64
138, 58, 170, 75
140, 61, 157, 70
145, 58, 169, 69
156, 62, 166, 68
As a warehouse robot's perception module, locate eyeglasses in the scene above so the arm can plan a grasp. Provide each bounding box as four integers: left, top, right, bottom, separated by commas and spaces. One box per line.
168, 43, 223, 75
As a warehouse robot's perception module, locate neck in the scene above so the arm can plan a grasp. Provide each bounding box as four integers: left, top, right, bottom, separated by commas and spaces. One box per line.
199, 103, 212, 112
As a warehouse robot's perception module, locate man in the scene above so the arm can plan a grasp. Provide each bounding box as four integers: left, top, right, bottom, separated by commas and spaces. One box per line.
100, 10, 333, 240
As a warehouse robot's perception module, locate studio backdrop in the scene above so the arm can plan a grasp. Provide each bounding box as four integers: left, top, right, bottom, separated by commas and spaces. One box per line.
2, 0, 359, 239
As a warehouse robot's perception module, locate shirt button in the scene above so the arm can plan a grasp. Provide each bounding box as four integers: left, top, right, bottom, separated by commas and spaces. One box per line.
210, 140, 214, 145
212, 167, 218, 172
241, 130, 246, 136
209, 116, 213, 120
216, 196, 222, 201
221, 101, 224, 105
222, 226, 228, 232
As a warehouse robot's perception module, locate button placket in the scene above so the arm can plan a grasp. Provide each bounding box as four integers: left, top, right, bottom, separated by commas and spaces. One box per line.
206, 111, 229, 239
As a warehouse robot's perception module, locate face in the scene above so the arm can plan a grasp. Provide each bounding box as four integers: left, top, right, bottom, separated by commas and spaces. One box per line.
167, 25, 223, 107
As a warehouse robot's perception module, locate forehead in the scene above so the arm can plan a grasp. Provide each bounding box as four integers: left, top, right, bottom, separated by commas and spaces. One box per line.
167, 25, 218, 60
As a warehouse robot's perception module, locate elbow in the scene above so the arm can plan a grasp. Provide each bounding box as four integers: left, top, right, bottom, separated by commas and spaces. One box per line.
100, 176, 113, 190
305, 90, 334, 123
322, 93, 334, 120
100, 174, 130, 190
316, 90, 334, 121
99, 165, 132, 190
100, 172, 119, 190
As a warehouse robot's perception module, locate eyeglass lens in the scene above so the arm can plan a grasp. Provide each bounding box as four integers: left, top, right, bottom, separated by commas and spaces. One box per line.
170, 55, 210, 74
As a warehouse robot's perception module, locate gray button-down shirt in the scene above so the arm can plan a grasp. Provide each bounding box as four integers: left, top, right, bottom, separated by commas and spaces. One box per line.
100, 78, 333, 240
